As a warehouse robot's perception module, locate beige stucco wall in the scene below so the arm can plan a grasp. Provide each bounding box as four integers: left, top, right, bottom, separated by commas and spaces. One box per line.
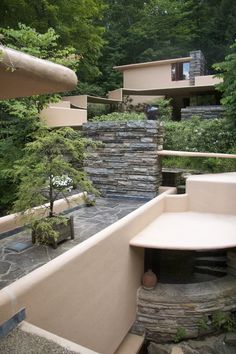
40, 107, 87, 127
108, 89, 123, 101
62, 95, 88, 109
194, 75, 222, 87
123, 64, 190, 89
187, 173, 236, 214
130, 173, 236, 250
0, 189, 175, 354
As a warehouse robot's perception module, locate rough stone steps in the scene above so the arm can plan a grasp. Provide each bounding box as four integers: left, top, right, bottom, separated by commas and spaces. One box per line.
194, 265, 227, 277
195, 256, 227, 267
177, 185, 186, 194
195, 249, 227, 257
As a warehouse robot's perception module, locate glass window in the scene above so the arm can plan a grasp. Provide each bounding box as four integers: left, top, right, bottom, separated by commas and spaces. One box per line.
171, 62, 190, 81
183, 62, 190, 80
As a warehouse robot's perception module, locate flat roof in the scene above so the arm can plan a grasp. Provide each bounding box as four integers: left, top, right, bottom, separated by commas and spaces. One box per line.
0, 45, 77, 99
114, 57, 192, 72
121, 85, 216, 97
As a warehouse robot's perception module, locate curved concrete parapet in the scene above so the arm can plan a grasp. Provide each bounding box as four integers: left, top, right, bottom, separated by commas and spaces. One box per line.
0, 45, 77, 99
130, 173, 236, 250
0, 188, 175, 354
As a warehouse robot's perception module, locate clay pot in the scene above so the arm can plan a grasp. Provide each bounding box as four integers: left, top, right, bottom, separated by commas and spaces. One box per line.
142, 269, 157, 289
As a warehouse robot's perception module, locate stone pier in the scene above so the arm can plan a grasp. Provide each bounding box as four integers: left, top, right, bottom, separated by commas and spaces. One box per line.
83, 121, 164, 199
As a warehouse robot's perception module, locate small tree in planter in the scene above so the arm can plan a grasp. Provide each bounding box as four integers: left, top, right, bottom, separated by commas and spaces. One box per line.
13, 126, 97, 248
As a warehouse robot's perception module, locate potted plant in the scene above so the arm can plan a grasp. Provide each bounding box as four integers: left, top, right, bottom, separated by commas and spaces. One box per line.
13, 126, 97, 248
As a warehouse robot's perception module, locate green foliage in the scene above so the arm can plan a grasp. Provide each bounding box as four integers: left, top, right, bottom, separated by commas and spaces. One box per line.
186, 0, 236, 68
13, 127, 97, 219
88, 104, 111, 120
174, 327, 187, 343
83, 193, 96, 207
214, 40, 236, 127
2, 1, 236, 91
31, 216, 68, 244
164, 117, 236, 153
197, 316, 209, 331
0, 24, 80, 216
0, 24, 80, 71
66, 82, 105, 98
150, 98, 173, 121
212, 311, 236, 332
91, 111, 146, 122
163, 117, 236, 172
0, 1, 106, 81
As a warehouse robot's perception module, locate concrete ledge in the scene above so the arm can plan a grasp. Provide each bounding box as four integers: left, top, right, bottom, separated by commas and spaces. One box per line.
0, 192, 85, 235
0, 45, 77, 100
20, 321, 98, 354
115, 333, 144, 354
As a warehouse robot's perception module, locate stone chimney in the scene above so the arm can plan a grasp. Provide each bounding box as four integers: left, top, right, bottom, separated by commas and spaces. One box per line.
189, 50, 206, 85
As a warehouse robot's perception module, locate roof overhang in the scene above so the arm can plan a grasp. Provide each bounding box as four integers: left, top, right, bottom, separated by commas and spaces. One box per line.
87, 95, 122, 105
114, 57, 192, 72
122, 85, 217, 97
0, 45, 78, 100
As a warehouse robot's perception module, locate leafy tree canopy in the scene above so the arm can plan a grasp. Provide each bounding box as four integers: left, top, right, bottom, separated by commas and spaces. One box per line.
0, 25, 80, 216
214, 40, 236, 127
0, 0, 106, 81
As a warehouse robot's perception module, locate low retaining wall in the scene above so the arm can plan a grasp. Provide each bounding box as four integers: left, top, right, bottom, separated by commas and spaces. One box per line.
132, 276, 236, 343
0, 193, 85, 235
181, 105, 224, 120
83, 121, 164, 199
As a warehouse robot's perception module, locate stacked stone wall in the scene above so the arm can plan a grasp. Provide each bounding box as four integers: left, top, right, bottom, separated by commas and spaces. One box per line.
132, 276, 236, 343
181, 105, 224, 120
83, 121, 163, 199
189, 50, 206, 85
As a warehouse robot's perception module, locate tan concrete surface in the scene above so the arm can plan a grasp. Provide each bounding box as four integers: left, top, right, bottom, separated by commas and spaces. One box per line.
40, 106, 87, 127
20, 321, 98, 354
0, 188, 175, 354
130, 211, 236, 250
130, 173, 236, 250
194, 74, 222, 86
187, 172, 236, 214
1, 173, 235, 353
0, 46, 77, 99
115, 333, 144, 354
114, 57, 192, 71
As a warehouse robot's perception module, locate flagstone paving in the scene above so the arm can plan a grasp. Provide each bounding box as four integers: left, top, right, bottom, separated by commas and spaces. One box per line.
0, 197, 145, 290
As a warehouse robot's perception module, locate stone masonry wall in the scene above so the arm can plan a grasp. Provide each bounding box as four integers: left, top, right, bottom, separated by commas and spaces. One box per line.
83, 121, 163, 199
181, 105, 224, 120
189, 50, 206, 85
132, 276, 236, 343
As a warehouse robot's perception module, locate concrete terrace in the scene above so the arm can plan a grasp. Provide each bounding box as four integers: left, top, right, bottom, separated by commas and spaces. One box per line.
0, 198, 145, 290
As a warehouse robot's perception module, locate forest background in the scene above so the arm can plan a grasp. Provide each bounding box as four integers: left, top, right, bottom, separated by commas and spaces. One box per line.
1, 0, 236, 95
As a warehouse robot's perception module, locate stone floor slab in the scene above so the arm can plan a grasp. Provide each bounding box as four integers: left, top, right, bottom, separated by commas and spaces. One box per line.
0, 198, 144, 289
6, 241, 33, 253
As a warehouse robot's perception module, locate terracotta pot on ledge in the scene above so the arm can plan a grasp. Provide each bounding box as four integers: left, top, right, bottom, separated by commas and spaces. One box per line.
142, 269, 157, 289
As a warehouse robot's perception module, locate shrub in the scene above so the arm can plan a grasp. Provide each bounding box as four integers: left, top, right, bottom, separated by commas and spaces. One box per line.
163, 117, 236, 172
150, 98, 173, 121
174, 327, 187, 343
91, 111, 146, 122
